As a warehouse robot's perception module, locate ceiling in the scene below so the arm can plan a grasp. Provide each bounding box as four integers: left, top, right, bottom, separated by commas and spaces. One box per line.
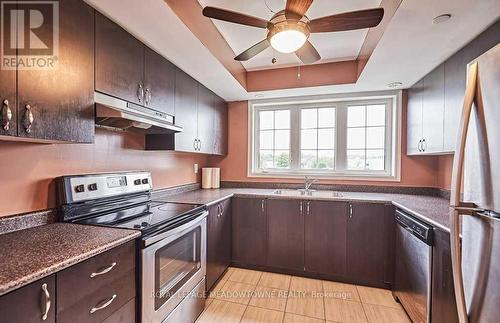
86, 0, 499, 101
198, 0, 382, 71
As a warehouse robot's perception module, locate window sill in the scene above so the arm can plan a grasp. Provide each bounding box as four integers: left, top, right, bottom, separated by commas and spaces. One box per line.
248, 170, 401, 182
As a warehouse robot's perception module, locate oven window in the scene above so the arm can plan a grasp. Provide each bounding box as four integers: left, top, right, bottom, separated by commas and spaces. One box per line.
154, 226, 201, 310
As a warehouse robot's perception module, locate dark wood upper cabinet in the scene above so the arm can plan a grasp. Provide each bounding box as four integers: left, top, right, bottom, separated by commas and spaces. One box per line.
232, 197, 267, 267
16, 0, 94, 142
174, 68, 198, 152
346, 203, 395, 288
143, 47, 175, 115
0, 56, 16, 137
305, 201, 348, 277
266, 199, 304, 271
197, 85, 215, 154
95, 12, 144, 105
431, 228, 459, 323
0, 275, 55, 323
207, 198, 232, 291
213, 96, 228, 155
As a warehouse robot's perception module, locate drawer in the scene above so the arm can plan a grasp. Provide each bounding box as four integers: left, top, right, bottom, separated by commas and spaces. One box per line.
102, 298, 136, 323
57, 270, 135, 323
57, 241, 135, 308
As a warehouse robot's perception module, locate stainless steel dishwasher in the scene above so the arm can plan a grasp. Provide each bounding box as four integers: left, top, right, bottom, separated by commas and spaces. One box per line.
393, 209, 433, 323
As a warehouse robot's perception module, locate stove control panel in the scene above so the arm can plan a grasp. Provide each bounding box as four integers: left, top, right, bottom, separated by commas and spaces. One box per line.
59, 171, 152, 204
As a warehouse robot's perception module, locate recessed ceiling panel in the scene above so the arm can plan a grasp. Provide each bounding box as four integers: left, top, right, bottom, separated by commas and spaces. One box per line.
199, 0, 382, 70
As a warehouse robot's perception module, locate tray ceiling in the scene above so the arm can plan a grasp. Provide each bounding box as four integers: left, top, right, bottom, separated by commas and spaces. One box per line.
198, 0, 381, 71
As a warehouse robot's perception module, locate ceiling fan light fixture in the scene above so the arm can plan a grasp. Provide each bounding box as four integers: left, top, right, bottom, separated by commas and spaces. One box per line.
268, 21, 309, 54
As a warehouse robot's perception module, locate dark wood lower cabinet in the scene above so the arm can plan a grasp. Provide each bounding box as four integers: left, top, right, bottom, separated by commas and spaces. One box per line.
346, 203, 395, 288
267, 199, 304, 271
0, 275, 55, 323
207, 198, 232, 291
431, 228, 459, 323
305, 201, 348, 277
232, 197, 267, 267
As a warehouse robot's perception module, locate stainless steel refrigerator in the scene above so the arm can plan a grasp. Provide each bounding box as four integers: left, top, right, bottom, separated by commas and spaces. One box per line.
450, 43, 500, 323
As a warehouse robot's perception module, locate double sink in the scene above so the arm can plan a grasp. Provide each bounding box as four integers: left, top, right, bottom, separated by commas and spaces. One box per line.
272, 189, 344, 198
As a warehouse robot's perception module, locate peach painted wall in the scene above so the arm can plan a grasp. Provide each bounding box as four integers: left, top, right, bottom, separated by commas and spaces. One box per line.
436, 155, 454, 190
212, 91, 443, 188
0, 129, 210, 217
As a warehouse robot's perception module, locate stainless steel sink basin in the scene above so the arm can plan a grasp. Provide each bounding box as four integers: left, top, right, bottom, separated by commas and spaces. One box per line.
272, 189, 343, 198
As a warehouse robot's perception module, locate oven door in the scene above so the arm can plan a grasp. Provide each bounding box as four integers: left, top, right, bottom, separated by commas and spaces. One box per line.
142, 211, 207, 323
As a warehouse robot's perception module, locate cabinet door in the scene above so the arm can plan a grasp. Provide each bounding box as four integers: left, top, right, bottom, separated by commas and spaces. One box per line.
422, 64, 445, 153
0, 275, 55, 323
213, 95, 228, 155
206, 203, 220, 291
197, 86, 215, 154
266, 199, 304, 271
218, 198, 232, 273
347, 203, 395, 288
431, 229, 459, 323
144, 47, 175, 116
17, 0, 94, 142
0, 45, 16, 137
305, 201, 348, 277
232, 197, 267, 267
174, 68, 198, 152
406, 80, 423, 155
95, 12, 144, 105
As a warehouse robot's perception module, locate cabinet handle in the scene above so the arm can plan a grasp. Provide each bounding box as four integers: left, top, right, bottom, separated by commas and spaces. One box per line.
41, 283, 51, 321
422, 139, 427, 152
299, 201, 303, 214
145, 88, 152, 105
137, 83, 144, 102
90, 294, 117, 314
417, 139, 422, 152
349, 204, 353, 219
306, 202, 310, 215
90, 262, 117, 278
198, 138, 201, 151
1, 99, 12, 131
261, 200, 265, 213
23, 104, 34, 134
217, 204, 221, 217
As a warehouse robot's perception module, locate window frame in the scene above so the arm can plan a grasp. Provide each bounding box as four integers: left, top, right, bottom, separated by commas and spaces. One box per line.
248, 91, 402, 181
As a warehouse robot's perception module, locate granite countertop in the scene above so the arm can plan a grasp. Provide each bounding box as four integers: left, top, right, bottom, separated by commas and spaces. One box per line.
155, 188, 451, 231
0, 223, 140, 296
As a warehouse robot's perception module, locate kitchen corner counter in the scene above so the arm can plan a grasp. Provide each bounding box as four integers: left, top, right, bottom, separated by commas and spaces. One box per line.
0, 223, 140, 297
155, 188, 452, 232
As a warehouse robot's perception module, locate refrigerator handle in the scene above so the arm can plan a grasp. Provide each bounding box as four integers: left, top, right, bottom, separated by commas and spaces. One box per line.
449, 61, 479, 323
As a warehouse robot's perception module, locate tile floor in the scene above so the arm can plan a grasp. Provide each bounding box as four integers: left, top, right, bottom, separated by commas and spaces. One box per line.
196, 267, 411, 323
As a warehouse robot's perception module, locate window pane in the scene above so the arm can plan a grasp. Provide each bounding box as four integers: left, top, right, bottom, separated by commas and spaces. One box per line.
259, 150, 273, 168
366, 127, 385, 149
366, 150, 385, 170
274, 130, 290, 149
318, 150, 335, 169
260, 130, 273, 149
301, 150, 317, 169
318, 108, 335, 128
347, 128, 365, 149
348, 106, 365, 127
301, 129, 317, 149
318, 128, 335, 149
301, 108, 317, 129
260, 111, 274, 130
274, 150, 290, 168
367, 105, 385, 126
275, 110, 290, 129
347, 150, 366, 170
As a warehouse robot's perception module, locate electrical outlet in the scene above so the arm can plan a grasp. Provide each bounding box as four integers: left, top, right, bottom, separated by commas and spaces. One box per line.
194, 163, 199, 174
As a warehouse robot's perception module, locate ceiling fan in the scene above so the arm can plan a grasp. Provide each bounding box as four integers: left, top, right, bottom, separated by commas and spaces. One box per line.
202, 0, 384, 64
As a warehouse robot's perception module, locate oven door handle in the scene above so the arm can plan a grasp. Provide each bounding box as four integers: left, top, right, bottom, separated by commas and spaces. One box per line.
143, 211, 208, 247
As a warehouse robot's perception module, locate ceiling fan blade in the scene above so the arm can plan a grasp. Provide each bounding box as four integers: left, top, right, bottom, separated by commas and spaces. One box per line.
235, 39, 270, 61
285, 0, 313, 19
202, 6, 269, 28
309, 8, 384, 33
295, 40, 321, 64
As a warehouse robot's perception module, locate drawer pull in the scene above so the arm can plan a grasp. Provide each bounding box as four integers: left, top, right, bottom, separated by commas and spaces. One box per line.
90, 294, 116, 314
90, 262, 117, 278
41, 283, 51, 321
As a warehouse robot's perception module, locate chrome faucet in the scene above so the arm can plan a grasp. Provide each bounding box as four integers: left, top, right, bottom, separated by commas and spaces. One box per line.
303, 176, 319, 195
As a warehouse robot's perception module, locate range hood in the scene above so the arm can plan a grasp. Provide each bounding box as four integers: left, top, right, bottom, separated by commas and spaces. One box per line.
94, 92, 182, 134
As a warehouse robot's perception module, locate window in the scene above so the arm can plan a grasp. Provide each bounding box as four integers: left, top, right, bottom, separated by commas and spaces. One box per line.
250, 94, 399, 179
